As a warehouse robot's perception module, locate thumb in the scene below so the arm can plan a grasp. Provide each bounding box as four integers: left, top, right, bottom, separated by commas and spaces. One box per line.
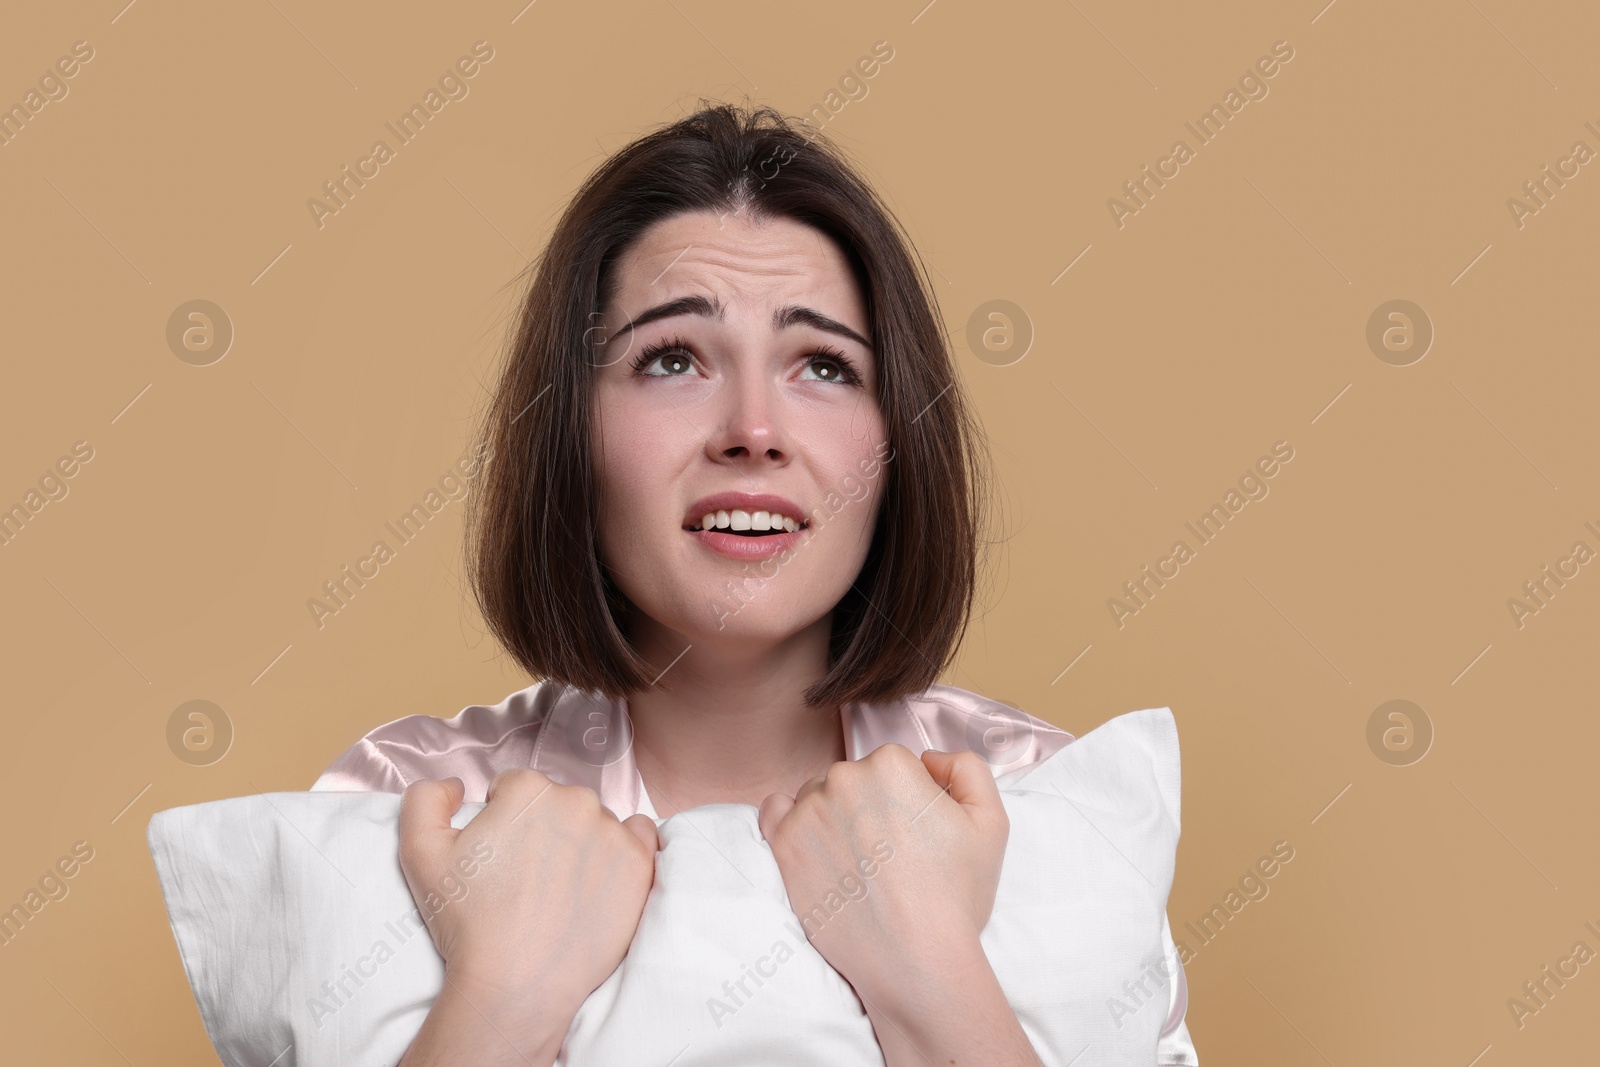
920, 750, 1001, 815
398, 776, 465, 862
757, 792, 795, 842
622, 811, 661, 853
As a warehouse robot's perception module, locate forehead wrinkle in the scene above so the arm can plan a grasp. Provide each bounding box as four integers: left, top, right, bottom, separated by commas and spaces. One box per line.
637, 224, 828, 273
612, 228, 867, 341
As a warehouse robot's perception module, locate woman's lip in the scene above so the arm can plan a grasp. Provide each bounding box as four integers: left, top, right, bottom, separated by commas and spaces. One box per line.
682, 493, 806, 528
686, 527, 807, 560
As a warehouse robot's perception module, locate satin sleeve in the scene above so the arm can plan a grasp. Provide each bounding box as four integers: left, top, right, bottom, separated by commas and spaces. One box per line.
305, 685, 554, 801
309, 736, 409, 793
1156, 913, 1199, 1064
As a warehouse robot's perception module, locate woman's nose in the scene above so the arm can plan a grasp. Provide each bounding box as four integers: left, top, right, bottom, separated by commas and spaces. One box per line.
708, 375, 788, 462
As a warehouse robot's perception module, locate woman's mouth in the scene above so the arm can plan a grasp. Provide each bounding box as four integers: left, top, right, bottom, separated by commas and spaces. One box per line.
685, 509, 809, 560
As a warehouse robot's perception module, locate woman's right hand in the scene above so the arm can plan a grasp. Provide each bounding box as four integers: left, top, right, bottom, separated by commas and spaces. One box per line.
396, 769, 660, 1066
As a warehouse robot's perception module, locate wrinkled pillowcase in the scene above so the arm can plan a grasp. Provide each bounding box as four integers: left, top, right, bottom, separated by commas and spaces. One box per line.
148, 707, 1187, 1066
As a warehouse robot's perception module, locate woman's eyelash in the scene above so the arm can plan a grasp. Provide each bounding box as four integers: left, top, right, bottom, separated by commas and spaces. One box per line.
624, 335, 695, 375
626, 335, 864, 386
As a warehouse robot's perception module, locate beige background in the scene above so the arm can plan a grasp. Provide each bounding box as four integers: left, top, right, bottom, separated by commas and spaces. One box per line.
2, 0, 1596, 1062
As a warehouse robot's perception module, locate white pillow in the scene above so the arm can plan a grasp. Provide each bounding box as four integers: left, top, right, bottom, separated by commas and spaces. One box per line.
148, 707, 1194, 1066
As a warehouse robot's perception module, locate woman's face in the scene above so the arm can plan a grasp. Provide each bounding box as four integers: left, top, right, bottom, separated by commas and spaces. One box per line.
592, 208, 889, 652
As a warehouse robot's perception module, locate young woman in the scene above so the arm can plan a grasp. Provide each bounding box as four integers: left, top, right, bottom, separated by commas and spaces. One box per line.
311, 103, 1196, 1066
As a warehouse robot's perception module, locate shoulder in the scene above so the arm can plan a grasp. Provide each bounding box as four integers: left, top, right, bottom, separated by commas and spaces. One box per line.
309, 679, 566, 794
873, 683, 1074, 771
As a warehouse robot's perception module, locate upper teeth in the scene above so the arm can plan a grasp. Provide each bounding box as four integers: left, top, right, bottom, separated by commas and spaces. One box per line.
697, 509, 802, 533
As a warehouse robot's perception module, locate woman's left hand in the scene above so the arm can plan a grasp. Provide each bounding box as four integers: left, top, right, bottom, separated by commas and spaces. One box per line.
756, 744, 1009, 1008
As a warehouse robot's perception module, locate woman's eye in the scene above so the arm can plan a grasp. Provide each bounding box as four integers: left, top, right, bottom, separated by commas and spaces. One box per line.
633, 350, 694, 376
799, 353, 862, 386
801, 359, 844, 382
629, 344, 862, 386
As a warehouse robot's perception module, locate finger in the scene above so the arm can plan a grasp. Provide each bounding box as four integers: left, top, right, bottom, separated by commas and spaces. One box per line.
486, 767, 538, 804
920, 750, 1001, 814
757, 792, 795, 841
791, 772, 829, 808
622, 812, 661, 853
398, 777, 465, 862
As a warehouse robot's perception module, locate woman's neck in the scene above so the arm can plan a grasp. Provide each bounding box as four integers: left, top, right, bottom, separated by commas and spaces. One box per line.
623, 616, 847, 819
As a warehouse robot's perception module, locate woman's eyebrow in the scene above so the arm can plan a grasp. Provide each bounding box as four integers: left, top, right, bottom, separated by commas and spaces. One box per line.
611, 293, 872, 350
774, 304, 872, 351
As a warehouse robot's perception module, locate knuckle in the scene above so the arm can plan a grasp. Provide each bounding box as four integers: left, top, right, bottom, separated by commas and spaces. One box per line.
873, 743, 919, 772
821, 758, 854, 782
548, 780, 602, 817
490, 766, 534, 789
396, 832, 428, 872
398, 777, 441, 816
954, 749, 985, 772
488, 766, 547, 801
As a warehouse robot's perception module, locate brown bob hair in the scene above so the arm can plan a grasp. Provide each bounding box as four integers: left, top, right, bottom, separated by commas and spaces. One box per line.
466, 101, 997, 710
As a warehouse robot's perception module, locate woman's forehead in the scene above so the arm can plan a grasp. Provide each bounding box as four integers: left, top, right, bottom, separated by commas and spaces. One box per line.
606, 213, 867, 328
602, 292, 874, 355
